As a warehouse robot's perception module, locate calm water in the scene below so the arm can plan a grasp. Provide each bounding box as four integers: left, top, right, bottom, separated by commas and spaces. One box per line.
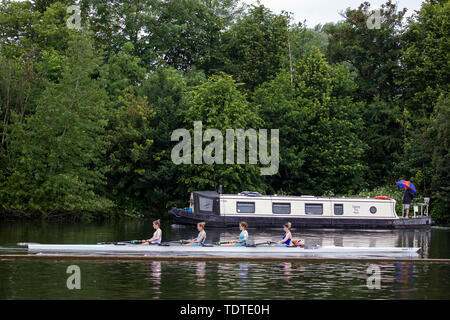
0, 220, 449, 299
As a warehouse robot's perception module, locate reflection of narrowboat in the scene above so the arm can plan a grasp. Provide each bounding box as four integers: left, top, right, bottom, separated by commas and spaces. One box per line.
168, 191, 432, 229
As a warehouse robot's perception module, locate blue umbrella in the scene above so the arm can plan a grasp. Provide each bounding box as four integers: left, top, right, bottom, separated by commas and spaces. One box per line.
396, 180, 417, 194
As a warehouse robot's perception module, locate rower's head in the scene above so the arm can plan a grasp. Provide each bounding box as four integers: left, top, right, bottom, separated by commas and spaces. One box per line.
239, 221, 248, 231
283, 222, 292, 232
153, 219, 161, 229
197, 222, 206, 231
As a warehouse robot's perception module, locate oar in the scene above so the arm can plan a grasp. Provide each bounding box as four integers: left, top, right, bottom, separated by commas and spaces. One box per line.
216, 240, 236, 246
161, 240, 191, 245
217, 240, 272, 246
181, 237, 195, 244
254, 241, 273, 246
177, 240, 191, 244
244, 241, 273, 247
97, 240, 145, 245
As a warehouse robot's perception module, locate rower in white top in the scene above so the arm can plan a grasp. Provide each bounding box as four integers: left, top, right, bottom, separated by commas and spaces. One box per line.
142, 219, 162, 245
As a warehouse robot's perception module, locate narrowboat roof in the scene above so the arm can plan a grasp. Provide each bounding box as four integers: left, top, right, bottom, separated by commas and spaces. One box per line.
192, 191, 394, 202
218, 193, 394, 202
194, 191, 220, 197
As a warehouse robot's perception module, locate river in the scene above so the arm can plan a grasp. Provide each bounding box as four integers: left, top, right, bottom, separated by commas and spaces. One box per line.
0, 220, 449, 299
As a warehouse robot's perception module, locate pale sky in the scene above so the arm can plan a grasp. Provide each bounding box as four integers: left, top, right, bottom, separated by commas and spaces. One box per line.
243, 0, 424, 27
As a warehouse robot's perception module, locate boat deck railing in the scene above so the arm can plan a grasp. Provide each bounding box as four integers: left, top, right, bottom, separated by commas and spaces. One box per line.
401, 197, 430, 218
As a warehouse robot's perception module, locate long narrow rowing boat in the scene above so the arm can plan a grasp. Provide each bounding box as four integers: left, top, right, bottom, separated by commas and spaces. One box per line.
23, 243, 421, 257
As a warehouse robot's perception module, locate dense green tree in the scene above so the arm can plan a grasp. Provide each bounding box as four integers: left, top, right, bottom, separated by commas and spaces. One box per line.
31, 0, 72, 13
324, 1, 408, 185
254, 50, 367, 195
147, 0, 242, 72
221, 5, 290, 91
325, 1, 407, 101
288, 23, 329, 62
0, 32, 113, 216
429, 94, 450, 224
0, 56, 40, 150
80, 0, 242, 71
394, 0, 449, 222
400, 0, 449, 118
100, 41, 147, 97
0, 0, 447, 223
0, 0, 76, 84
81, 0, 157, 63
361, 97, 404, 184
178, 73, 266, 195
139, 67, 195, 212
104, 87, 155, 215
0, 0, 40, 58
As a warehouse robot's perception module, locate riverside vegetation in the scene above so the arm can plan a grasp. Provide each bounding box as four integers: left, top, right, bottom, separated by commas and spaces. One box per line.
0, 0, 448, 224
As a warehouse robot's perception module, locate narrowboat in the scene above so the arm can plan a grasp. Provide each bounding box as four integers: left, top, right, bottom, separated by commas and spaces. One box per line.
168, 191, 432, 229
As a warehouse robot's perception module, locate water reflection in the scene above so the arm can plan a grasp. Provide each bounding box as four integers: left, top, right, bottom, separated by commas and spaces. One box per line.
0, 259, 449, 299
394, 262, 416, 298
239, 262, 248, 280
196, 262, 206, 286
282, 262, 292, 282
150, 261, 162, 298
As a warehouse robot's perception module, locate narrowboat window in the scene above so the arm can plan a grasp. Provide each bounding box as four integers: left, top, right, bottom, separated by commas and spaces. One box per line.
273, 203, 291, 214
305, 203, 323, 215
370, 206, 377, 214
334, 204, 344, 215
237, 202, 255, 213
198, 196, 213, 212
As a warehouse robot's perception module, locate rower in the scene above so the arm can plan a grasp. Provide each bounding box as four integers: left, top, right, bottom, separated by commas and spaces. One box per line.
277, 222, 292, 246
184, 222, 207, 246
142, 219, 162, 245
224, 221, 248, 246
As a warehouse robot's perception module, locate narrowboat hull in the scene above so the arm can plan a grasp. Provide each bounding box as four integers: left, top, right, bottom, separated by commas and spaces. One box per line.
168, 207, 432, 229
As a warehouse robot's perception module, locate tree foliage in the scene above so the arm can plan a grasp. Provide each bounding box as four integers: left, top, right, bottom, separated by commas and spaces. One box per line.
179, 73, 266, 194
220, 5, 290, 91
0, 0, 448, 223
254, 50, 367, 195
1, 32, 113, 215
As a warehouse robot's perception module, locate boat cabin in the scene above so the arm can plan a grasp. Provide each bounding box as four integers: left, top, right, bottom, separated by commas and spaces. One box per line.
190, 191, 397, 218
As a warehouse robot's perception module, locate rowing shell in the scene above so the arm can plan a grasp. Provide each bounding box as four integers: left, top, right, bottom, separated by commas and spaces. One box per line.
24, 243, 421, 257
